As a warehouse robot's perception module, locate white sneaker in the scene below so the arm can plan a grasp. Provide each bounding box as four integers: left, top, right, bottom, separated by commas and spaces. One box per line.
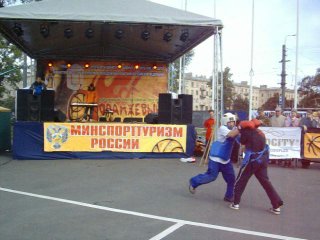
269, 207, 281, 215
180, 157, 196, 163
229, 203, 240, 210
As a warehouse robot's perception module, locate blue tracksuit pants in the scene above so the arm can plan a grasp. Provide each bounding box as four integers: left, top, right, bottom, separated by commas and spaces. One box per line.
189, 160, 235, 199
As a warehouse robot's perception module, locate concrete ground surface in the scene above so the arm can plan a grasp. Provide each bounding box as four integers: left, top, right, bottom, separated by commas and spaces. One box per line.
0, 152, 319, 240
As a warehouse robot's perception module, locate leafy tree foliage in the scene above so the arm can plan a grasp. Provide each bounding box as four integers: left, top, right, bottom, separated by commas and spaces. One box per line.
0, 0, 36, 110
170, 50, 194, 92
221, 67, 233, 110
0, 36, 23, 99
261, 92, 295, 110
232, 94, 249, 111
206, 67, 234, 110
298, 69, 320, 108
261, 93, 280, 110
0, 0, 42, 7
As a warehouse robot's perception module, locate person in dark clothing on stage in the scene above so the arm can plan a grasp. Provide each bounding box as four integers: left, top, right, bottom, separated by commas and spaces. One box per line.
30, 76, 46, 96
229, 119, 284, 215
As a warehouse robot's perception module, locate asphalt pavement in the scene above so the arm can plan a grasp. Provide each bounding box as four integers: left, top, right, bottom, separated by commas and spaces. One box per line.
0, 152, 319, 240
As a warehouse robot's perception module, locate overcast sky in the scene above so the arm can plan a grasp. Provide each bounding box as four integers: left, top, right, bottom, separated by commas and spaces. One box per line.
150, 0, 320, 88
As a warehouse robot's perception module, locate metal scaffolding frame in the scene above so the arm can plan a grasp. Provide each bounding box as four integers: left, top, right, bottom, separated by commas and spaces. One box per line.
212, 27, 224, 139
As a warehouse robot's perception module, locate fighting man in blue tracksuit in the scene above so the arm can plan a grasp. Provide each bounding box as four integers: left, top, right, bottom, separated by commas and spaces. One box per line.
189, 113, 240, 202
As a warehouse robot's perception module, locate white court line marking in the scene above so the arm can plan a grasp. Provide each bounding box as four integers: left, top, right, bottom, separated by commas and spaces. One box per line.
0, 187, 306, 240
149, 222, 184, 240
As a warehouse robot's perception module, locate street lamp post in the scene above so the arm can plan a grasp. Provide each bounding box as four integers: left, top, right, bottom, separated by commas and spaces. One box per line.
280, 34, 295, 109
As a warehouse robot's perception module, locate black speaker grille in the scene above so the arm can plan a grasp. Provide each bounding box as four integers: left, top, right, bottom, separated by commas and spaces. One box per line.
178, 94, 193, 124
158, 93, 172, 124
16, 89, 55, 121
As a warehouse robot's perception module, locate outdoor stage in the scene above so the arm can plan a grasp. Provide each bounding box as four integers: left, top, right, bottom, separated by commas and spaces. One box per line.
12, 121, 196, 160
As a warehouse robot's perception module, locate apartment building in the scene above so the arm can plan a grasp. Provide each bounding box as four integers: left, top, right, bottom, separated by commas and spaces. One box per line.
184, 73, 212, 110
232, 81, 260, 109
232, 81, 296, 108
183, 73, 297, 110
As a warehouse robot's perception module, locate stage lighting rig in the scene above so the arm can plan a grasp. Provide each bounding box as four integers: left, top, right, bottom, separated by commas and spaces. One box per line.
12, 23, 23, 37
163, 32, 172, 42
85, 27, 94, 39
115, 29, 124, 39
40, 24, 50, 38
141, 30, 150, 41
64, 28, 73, 39
180, 30, 189, 42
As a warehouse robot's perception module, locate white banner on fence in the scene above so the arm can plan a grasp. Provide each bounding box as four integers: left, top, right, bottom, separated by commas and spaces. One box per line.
260, 127, 301, 159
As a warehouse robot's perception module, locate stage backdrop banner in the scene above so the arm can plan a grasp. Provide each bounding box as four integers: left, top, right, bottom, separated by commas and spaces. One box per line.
44, 122, 187, 153
260, 127, 301, 159
41, 60, 168, 121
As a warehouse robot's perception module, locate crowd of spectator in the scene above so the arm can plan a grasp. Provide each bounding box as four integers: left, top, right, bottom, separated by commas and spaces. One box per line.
255, 106, 319, 130
254, 106, 320, 167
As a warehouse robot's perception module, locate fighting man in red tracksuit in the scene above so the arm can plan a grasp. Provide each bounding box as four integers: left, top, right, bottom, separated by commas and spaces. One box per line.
229, 119, 284, 215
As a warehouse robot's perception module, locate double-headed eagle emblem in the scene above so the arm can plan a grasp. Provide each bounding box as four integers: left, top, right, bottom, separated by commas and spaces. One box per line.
46, 125, 68, 149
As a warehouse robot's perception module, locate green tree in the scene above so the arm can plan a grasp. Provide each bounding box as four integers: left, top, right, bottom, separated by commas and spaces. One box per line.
0, 0, 42, 8
221, 67, 233, 110
0, 0, 31, 110
298, 69, 320, 108
232, 94, 249, 111
0, 35, 23, 110
206, 67, 234, 110
261, 93, 280, 110
170, 50, 194, 92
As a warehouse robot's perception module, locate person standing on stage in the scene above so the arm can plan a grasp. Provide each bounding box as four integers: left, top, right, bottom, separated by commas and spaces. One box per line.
189, 113, 239, 202
229, 119, 284, 215
204, 109, 216, 145
83, 83, 97, 121
30, 76, 46, 96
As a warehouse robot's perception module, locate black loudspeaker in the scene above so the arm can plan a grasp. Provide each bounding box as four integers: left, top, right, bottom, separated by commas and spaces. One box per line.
123, 117, 143, 123
158, 93, 172, 124
16, 89, 55, 121
16, 89, 30, 121
99, 117, 107, 122
41, 90, 55, 121
27, 94, 41, 121
178, 94, 193, 124
171, 98, 183, 124
144, 113, 158, 124
54, 109, 67, 122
